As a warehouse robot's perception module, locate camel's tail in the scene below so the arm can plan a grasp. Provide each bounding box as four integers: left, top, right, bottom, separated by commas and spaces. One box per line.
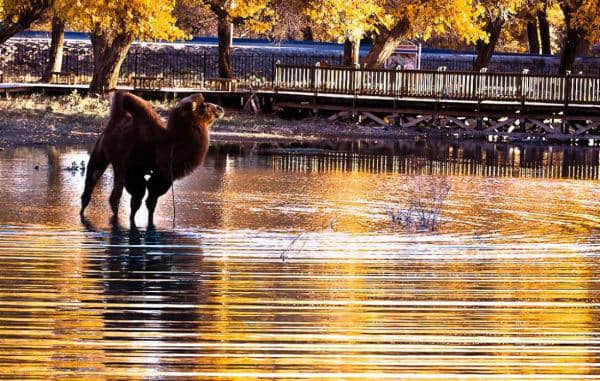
80, 134, 109, 217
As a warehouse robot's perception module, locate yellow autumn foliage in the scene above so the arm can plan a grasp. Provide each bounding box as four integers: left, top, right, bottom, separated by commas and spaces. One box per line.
228, 0, 272, 20
570, 0, 600, 41
306, 0, 389, 43
196, 0, 273, 32
0, 0, 44, 21
55, 0, 187, 41
307, 0, 487, 46
401, 0, 487, 43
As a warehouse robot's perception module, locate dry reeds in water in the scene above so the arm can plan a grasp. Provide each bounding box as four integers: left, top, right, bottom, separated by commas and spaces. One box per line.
388, 175, 450, 232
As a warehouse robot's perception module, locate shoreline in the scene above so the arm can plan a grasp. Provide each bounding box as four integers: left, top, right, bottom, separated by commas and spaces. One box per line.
0, 93, 592, 149
0, 93, 426, 149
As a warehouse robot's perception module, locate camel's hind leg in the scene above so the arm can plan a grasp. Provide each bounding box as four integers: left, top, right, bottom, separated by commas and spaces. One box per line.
109, 169, 125, 218
125, 175, 147, 228
80, 141, 109, 217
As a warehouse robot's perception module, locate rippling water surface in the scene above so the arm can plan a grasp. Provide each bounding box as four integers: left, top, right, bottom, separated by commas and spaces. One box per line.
1, 140, 600, 379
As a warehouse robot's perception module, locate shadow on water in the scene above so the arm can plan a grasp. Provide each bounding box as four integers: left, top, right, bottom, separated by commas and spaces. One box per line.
92, 220, 204, 315
82, 220, 209, 374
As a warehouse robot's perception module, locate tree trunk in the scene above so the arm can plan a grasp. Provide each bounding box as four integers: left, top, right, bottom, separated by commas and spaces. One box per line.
576, 39, 590, 56
301, 26, 314, 41
351, 39, 360, 66
0, 0, 53, 45
473, 17, 504, 71
217, 16, 234, 79
537, 10, 551, 54
558, 4, 584, 75
43, 16, 65, 82
343, 38, 361, 66
362, 18, 410, 68
89, 32, 132, 94
526, 20, 540, 54
343, 38, 353, 66
558, 28, 582, 75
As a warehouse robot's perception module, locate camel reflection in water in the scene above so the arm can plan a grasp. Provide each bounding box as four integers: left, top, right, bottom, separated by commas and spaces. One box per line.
83, 220, 209, 375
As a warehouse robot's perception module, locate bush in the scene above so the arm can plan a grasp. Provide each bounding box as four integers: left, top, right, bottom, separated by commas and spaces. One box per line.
388, 175, 451, 232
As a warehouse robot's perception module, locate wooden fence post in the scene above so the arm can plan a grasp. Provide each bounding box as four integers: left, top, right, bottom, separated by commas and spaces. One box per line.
314, 62, 321, 93
270, 54, 276, 88
393, 65, 402, 109
353, 63, 360, 111
562, 70, 572, 134
398, 65, 405, 98
519, 69, 527, 103
313, 62, 320, 111
441, 66, 448, 98
434, 67, 444, 127
202, 51, 207, 88
519, 69, 528, 128
476, 68, 488, 129
274, 60, 280, 107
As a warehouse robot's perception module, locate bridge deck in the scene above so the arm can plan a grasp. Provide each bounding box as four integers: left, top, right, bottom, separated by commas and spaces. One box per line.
2, 80, 598, 113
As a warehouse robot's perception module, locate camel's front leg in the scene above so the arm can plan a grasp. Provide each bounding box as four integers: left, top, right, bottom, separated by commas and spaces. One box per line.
146, 174, 172, 229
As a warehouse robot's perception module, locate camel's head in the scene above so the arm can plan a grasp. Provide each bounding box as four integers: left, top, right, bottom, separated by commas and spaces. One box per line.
177, 93, 225, 130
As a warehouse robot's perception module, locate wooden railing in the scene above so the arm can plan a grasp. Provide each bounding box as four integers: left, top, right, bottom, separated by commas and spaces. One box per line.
274, 63, 600, 105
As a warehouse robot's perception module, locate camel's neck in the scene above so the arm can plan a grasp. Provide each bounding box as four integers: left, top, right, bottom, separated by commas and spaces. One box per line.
165, 116, 210, 179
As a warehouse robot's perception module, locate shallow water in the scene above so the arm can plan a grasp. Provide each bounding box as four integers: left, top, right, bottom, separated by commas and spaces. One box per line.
1, 140, 600, 379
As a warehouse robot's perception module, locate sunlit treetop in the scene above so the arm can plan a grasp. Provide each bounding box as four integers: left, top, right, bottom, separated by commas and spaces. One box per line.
0, 0, 54, 45
306, 0, 487, 45
494, 0, 564, 53
201, 0, 274, 33
57, 0, 187, 41
306, 0, 390, 43
171, 0, 216, 35
401, 0, 487, 43
569, 0, 600, 41
477, 0, 525, 19
1, 0, 24, 21
0, 0, 52, 22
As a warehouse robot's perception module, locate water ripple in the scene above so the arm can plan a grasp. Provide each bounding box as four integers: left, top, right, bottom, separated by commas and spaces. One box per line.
1, 145, 600, 379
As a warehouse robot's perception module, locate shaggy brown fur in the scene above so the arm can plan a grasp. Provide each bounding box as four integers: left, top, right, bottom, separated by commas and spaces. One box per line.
80, 91, 224, 227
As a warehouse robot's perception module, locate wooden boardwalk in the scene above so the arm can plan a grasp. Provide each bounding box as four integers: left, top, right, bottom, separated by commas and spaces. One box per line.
2, 64, 600, 141
272, 64, 600, 140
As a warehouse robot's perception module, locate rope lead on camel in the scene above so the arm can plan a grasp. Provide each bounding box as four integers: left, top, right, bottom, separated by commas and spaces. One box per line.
170, 144, 176, 230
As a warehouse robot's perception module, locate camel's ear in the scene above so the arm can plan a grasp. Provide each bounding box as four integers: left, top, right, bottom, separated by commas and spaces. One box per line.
191, 94, 205, 112
184, 94, 204, 112
193, 94, 204, 107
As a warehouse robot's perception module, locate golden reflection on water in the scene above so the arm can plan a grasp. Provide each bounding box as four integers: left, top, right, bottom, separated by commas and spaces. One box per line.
0, 143, 600, 379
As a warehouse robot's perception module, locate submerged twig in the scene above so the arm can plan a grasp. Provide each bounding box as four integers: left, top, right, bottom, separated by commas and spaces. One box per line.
281, 232, 303, 262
